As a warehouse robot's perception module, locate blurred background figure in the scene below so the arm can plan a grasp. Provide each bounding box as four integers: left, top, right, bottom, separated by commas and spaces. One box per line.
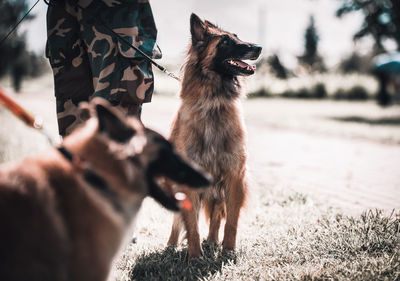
373, 52, 400, 106
0, 0, 47, 92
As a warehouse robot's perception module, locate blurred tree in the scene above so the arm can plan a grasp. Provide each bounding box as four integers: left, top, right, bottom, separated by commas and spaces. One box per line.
267, 54, 289, 79
338, 51, 373, 73
336, 0, 400, 52
0, 0, 45, 91
303, 16, 318, 63
298, 15, 326, 73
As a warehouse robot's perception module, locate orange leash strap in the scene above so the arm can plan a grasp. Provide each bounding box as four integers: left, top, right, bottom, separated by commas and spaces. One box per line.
0, 87, 57, 145
0, 87, 38, 129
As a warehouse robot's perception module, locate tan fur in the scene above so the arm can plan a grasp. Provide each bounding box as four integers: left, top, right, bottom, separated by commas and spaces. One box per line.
0, 125, 134, 281
0, 99, 208, 281
167, 19, 250, 259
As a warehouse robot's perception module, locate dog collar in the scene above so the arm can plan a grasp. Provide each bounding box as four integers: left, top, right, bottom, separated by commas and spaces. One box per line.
56, 146, 124, 214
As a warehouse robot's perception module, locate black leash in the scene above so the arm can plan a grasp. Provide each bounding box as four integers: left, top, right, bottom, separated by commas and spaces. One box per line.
99, 19, 182, 81
0, 0, 41, 47
75, 3, 181, 82
57, 146, 125, 215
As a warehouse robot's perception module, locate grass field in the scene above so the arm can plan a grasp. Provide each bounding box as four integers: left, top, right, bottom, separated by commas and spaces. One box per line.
0, 76, 399, 280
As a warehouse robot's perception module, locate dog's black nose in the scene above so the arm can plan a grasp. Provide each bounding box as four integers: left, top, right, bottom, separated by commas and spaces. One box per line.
253, 45, 262, 55
249, 45, 262, 60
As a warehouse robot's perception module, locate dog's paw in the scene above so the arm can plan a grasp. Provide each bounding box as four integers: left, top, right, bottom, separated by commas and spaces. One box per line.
221, 248, 237, 263
202, 239, 221, 254
188, 248, 204, 260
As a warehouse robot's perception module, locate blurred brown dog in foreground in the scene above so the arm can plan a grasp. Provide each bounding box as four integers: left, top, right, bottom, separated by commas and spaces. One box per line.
167, 14, 262, 259
0, 98, 210, 281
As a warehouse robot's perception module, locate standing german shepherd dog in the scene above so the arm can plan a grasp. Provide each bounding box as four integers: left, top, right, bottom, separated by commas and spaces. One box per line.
0, 98, 210, 281
167, 14, 262, 259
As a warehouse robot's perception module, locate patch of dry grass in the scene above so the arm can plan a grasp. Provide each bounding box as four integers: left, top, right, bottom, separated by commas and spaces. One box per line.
114, 186, 399, 281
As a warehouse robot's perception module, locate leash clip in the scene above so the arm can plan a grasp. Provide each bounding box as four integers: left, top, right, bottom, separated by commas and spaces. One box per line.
163, 69, 181, 82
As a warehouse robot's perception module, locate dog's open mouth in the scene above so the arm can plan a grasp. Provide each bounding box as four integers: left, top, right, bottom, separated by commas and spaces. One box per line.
147, 177, 185, 212
151, 177, 193, 211
146, 164, 211, 212
224, 59, 257, 75
144, 143, 212, 212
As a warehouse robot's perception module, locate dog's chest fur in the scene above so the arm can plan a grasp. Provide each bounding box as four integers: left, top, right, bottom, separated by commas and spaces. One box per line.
172, 95, 246, 182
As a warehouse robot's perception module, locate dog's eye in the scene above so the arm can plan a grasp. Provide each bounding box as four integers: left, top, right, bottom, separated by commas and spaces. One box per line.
221, 37, 229, 45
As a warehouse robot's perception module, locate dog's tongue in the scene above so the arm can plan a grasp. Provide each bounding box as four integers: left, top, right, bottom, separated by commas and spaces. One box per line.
235, 60, 256, 71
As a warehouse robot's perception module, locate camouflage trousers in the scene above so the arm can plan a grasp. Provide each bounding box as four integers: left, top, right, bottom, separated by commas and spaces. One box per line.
46, 0, 161, 136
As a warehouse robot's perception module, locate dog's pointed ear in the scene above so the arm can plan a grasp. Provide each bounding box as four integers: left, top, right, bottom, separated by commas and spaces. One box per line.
190, 13, 207, 46
204, 20, 217, 29
94, 100, 136, 143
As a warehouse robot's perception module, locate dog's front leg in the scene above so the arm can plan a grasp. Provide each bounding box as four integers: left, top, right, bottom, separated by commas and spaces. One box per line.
222, 175, 247, 252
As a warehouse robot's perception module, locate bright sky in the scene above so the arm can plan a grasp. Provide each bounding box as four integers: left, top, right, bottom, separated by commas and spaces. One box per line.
24, 0, 375, 68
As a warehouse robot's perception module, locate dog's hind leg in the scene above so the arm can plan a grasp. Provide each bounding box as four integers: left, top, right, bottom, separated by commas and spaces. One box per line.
204, 199, 225, 243
222, 174, 247, 252
184, 191, 203, 258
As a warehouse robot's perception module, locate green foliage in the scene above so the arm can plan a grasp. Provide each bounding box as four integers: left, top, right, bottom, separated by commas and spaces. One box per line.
281, 83, 327, 99
298, 15, 326, 73
304, 16, 318, 62
267, 54, 289, 79
313, 82, 327, 98
248, 82, 371, 101
336, 0, 400, 52
248, 87, 272, 98
338, 52, 374, 74
334, 86, 369, 100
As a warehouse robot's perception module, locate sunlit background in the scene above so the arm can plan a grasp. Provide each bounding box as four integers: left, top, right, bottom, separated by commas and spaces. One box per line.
18, 0, 400, 100
25, 0, 386, 67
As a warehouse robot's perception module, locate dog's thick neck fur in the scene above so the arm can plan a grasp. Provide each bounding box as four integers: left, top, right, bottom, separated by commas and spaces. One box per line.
61, 118, 146, 220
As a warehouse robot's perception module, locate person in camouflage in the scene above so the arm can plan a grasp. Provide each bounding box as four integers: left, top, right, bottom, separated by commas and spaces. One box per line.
46, 0, 161, 136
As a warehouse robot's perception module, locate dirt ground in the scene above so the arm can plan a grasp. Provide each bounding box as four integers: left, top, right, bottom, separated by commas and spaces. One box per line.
1, 76, 399, 215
